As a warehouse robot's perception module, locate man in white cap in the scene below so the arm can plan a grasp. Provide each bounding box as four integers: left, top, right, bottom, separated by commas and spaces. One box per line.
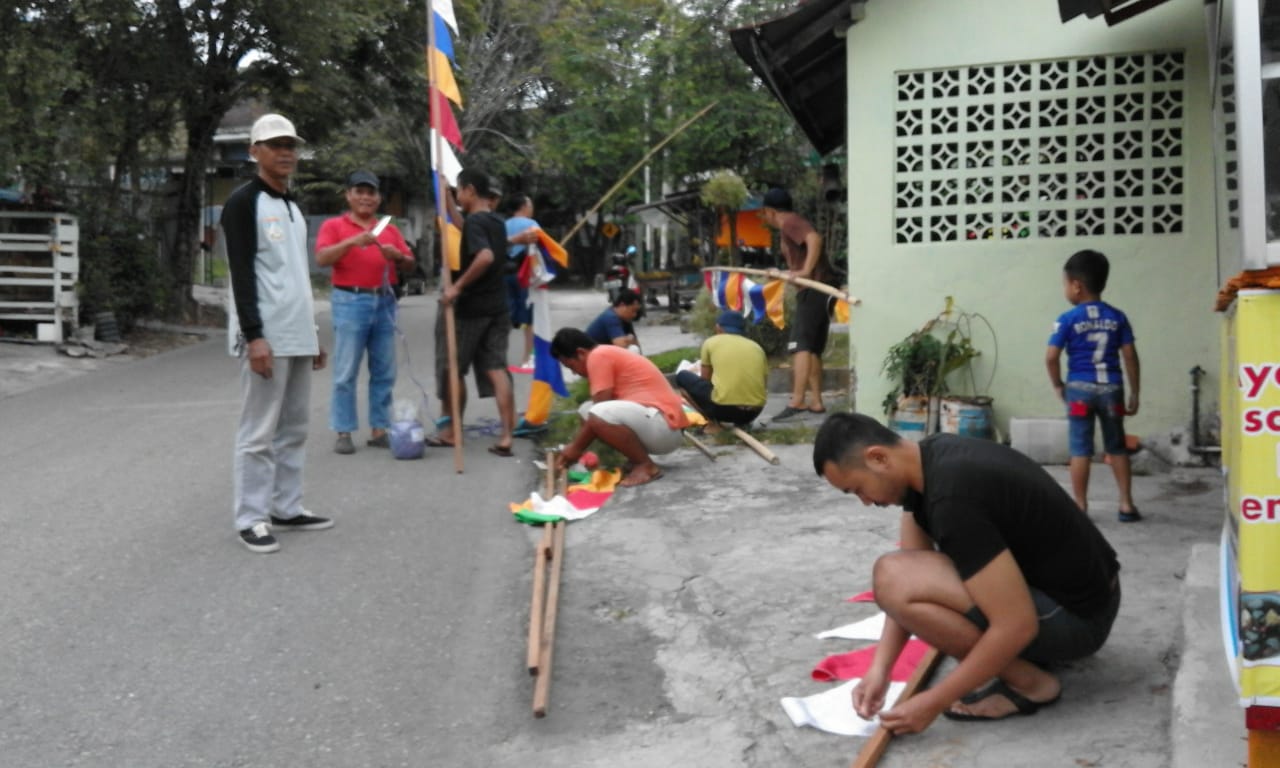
222, 113, 333, 553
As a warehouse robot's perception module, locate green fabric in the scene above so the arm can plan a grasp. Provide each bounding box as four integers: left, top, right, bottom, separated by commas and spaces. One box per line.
566, 469, 590, 484
701, 333, 768, 407
514, 509, 564, 525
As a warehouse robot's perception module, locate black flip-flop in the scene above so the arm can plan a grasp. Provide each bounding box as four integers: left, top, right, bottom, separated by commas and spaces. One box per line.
425, 435, 455, 448
488, 444, 514, 457
943, 679, 1060, 722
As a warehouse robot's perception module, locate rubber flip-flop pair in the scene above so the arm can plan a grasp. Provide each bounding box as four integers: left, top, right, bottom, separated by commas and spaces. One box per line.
942, 679, 1060, 722
619, 468, 664, 487
488, 444, 514, 457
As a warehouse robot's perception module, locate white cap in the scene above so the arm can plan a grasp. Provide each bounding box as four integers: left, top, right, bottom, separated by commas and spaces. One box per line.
250, 113, 304, 144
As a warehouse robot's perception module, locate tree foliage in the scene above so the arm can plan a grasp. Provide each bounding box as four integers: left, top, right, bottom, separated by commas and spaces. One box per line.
1, 0, 830, 322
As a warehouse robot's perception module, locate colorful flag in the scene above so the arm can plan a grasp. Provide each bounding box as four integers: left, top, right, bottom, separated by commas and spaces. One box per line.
429, 48, 462, 106
433, 87, 463, 150
432, 0, 458, 35
520, 247, 568, 427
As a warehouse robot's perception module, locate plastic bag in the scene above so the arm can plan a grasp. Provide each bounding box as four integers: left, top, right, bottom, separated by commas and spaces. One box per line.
389, 398, 426, 460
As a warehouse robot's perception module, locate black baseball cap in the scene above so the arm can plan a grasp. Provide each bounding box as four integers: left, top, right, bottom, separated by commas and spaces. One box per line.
346, 170, 380, 190
762, 187, 793, 211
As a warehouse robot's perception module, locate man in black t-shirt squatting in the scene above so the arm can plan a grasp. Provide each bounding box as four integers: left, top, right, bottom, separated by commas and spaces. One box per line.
813, 413, 1121, 734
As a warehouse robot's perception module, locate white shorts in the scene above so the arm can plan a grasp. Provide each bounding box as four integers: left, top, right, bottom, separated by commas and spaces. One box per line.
579, 400, 683, 455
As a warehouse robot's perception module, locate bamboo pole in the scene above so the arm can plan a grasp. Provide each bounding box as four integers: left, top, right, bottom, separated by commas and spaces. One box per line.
526, 524, 551, 675
850, 647, 944, 768
702, 265, 860, 306
559, 101, 719, 247
679, 392, 779, 465
683, 430, 717, 461
426, 7, 464, 473
532, 520, 566, 717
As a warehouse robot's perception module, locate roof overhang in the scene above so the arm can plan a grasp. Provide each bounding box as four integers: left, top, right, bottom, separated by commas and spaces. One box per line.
729, 0, 856, 156
1057, 0, 1178, 25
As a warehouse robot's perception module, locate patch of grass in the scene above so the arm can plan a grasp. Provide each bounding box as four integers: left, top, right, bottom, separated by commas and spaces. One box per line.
647, 346, 701, 373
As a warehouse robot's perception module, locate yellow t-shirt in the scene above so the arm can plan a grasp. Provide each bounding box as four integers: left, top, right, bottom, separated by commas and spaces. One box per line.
701, 333, 768, 408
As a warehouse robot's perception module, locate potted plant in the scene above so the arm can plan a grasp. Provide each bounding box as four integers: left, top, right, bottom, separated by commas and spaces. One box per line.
881, 300, 985, 439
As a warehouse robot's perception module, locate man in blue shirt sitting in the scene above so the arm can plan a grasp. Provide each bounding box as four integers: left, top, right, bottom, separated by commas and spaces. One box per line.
586, 289, 643, 353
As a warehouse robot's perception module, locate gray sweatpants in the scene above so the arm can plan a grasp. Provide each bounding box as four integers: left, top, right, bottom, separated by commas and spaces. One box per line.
233, 355, 311, 531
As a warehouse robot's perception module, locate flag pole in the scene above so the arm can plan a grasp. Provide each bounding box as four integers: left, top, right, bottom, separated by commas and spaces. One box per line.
427, 1, 465, 472
558, 101, 719, 247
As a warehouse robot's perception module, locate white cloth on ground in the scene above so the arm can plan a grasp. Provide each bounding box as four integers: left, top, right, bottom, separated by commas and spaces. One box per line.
780, 679, 907, 737
815, 612, 886, 641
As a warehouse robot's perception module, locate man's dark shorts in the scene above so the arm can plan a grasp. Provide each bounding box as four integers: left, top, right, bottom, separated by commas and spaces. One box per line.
964, 576, 1121, 664
787, 288, 831, 355
435, 306, 511, 399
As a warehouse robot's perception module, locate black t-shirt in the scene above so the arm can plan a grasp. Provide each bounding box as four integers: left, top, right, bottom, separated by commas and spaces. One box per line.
903, 434, 1119, 618
453, 211, 509, 318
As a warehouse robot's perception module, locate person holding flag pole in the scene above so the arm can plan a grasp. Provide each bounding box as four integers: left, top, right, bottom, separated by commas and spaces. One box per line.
426, 0, 466, 470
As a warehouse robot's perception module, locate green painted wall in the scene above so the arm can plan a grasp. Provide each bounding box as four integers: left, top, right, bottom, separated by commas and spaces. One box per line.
844, 0, 1220, 441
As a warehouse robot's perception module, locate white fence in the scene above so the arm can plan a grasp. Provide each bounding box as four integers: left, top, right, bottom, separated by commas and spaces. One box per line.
0, 212, 79, 342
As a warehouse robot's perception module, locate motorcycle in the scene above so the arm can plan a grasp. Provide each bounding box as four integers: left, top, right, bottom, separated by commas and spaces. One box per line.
603, 246, 644, 316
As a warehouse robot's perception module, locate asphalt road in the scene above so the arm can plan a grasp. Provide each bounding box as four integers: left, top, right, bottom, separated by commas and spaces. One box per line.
0, 290, 623, 768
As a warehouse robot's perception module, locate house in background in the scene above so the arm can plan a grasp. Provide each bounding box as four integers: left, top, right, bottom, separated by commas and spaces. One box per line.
736, 0, 1224, 444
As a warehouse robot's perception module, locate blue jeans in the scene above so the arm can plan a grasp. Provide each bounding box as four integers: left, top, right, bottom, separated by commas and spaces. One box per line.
1065, 381, 1126, 456
329, 289, 397, 433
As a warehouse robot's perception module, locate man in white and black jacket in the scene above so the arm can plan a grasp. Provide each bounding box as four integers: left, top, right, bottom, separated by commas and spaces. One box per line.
222, 113, 332, 554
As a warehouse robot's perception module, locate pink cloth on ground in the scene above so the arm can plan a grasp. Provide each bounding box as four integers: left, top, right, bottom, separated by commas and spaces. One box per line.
811, 638, 930, 682
846, 590, 875, 603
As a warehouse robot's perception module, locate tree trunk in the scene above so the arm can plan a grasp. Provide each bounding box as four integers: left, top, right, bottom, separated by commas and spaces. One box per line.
168, 122, 215, 322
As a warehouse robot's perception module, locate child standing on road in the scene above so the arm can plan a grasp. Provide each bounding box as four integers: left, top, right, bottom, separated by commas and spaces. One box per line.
1045, 249, 1142, 522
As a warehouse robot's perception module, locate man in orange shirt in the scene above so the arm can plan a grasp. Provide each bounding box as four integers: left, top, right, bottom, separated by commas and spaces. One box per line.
550, 328, 689, 487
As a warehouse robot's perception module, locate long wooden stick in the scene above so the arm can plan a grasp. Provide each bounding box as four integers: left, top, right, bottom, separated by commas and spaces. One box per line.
559, 101, 719, 247
679, 393, 779, 465
526, 523, 551, 675
850, 647, 944, 768
703, 265, 860, 305
426, 12, 464, 473
683, 430, 717, 461
532, 520, 565, 717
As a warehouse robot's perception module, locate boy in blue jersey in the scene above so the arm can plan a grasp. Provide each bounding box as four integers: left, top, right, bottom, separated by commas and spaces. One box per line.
1045, 249, 1142, 522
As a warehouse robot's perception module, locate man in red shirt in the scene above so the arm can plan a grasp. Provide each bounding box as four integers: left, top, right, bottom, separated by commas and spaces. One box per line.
760, 187, 836, 421
550, 328, 690, 487
314, 170, 414, 455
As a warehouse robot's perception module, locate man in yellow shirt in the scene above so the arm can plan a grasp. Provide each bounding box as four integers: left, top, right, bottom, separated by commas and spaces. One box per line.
676, 310, 768, 426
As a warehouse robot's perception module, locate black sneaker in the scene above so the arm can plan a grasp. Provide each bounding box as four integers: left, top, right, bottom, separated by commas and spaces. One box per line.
239, 523, 280, 553
269, 510, 334, 531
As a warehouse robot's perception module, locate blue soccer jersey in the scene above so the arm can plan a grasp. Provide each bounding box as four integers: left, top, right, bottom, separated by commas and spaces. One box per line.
1048, 301, 1135, 385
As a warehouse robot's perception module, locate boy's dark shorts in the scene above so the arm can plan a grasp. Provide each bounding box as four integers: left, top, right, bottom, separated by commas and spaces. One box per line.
787, 288, 831, 355
964, 575, 1121, 664
1065, 381, 1126, 457
435, 306, 511, 400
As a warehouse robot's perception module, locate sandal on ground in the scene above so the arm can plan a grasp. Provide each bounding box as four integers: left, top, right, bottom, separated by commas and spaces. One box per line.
1118, 507, 1143, 523
425, 435, 456, 448
366, 433, 389, 448
771, 405, 809, 421
487, 444, 514, 457
619, 468, 664, 487
943, 679, 1060, 722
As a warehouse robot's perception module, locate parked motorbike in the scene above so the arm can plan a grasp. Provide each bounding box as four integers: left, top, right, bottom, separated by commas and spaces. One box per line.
603, 246, 644, 317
